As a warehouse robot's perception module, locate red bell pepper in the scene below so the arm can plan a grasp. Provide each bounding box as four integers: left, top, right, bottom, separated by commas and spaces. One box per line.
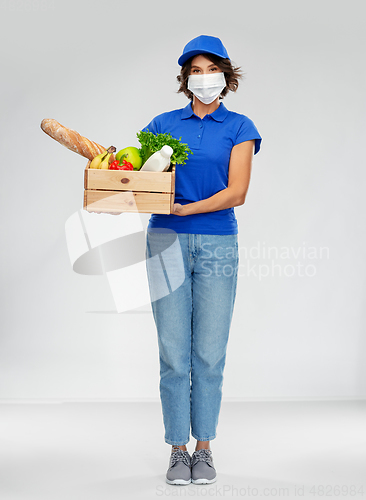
109, 159, 134, 171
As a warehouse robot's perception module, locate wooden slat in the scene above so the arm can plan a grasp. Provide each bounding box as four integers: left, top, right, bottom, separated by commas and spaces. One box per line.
85, 167, 173, 193
84, 190, 172, 214
170, 165, 176, 213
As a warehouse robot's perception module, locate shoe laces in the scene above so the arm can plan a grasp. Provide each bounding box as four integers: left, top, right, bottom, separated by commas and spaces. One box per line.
191, 449, 214, 468
169, 448, 191, 469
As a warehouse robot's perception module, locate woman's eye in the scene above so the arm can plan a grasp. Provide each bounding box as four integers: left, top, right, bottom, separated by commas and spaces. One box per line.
191, 67, 218, 74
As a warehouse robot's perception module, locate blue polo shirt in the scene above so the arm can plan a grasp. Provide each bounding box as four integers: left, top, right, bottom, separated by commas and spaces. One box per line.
142, 101, 262, 235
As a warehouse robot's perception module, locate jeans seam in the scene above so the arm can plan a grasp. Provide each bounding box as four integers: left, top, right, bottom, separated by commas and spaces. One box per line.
190, 274, 195, 439
165, 437, 190, 446
191, 433, 217, 442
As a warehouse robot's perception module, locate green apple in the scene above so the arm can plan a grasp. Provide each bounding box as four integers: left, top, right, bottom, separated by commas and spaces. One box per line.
115, 147, 142, 171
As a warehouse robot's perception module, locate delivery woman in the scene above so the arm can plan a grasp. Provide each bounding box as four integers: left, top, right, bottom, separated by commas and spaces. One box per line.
143, 35, 262, 485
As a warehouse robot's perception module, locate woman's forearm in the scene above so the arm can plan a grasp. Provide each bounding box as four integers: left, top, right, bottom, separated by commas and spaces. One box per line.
181, 187, 244, 216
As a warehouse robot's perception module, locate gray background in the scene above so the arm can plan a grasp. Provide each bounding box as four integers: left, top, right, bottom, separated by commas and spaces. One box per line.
0, 0, 365, 401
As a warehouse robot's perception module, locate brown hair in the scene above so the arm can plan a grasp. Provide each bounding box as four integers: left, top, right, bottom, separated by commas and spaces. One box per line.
176, 53, 244, 100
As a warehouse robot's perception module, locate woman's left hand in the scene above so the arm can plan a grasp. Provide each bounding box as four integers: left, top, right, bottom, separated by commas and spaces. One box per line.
172, 203, 186, 216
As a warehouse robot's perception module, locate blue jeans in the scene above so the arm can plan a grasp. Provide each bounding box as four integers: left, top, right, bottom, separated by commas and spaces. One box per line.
145, 229, 239, 445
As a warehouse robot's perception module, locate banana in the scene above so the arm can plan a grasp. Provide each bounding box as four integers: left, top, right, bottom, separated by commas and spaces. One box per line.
89, 146, 117, 169
100, 153, 112, 169
89, 151, 107, 169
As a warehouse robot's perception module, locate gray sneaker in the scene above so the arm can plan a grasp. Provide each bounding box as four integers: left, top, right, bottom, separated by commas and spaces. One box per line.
191, 449, 217, 484
166, 448, 191, 485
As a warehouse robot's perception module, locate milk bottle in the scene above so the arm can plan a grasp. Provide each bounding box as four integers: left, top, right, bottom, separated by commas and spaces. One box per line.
140, 145, 173, 172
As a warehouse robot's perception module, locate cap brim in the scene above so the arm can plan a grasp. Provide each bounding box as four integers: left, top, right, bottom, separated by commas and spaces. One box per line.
178, 49, 229, 66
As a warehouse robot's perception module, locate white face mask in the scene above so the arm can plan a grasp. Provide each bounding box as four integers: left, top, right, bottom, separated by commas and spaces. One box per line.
187, 72, 226, 105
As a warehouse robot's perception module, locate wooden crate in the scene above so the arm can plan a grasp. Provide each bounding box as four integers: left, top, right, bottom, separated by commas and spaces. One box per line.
83, 160, 175, 214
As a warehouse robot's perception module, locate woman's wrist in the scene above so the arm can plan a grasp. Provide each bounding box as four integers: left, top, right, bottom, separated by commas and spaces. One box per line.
179, 202, 200, 215
180, 203, 192, 215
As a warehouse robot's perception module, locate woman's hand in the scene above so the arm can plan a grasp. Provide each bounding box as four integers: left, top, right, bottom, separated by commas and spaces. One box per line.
172, 203, 187, 216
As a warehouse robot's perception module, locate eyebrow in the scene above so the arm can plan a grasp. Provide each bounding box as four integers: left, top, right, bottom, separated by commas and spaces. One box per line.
191, 63, 218, 69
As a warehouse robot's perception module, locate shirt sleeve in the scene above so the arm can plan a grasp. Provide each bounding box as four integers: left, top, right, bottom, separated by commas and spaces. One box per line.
141, 116, 160, 134
234, 117, 262, 155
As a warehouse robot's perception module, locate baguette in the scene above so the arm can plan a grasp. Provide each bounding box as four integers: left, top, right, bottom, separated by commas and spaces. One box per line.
40, 118, 113, 161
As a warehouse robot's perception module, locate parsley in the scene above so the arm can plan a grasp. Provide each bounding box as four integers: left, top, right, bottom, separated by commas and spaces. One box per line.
136, 130, 193, 167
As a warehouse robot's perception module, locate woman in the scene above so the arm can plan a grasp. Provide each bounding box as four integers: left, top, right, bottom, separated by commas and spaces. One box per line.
143, 35, 262, 485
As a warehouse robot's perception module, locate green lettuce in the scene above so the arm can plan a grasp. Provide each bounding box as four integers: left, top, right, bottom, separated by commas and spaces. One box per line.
136, 130, 193, 167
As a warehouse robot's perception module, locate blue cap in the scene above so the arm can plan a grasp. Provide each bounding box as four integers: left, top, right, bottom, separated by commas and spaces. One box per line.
178, 35, 230, 66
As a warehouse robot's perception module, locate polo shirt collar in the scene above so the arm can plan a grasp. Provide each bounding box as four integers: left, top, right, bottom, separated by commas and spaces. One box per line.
181, 101, 229, 122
